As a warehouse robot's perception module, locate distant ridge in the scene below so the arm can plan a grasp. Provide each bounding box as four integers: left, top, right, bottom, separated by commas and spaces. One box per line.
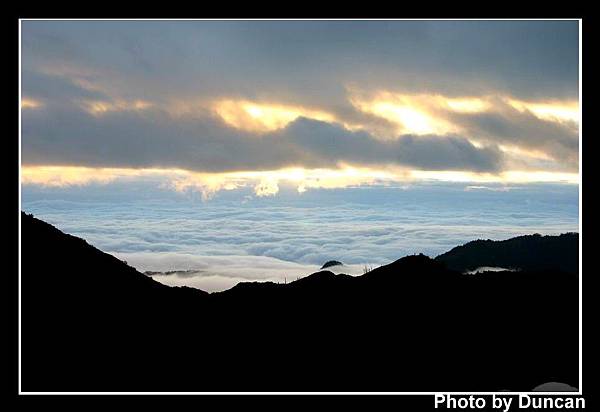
21, 212, 578, 392
435, 233, 579, 274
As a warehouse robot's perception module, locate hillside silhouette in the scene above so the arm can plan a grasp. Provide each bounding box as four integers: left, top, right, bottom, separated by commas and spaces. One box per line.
435, 233, 579, 274
20, 212, 579, 392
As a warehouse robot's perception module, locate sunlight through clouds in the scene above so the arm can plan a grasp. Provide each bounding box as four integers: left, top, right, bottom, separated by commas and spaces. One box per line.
213, 99, 335, 133
348, 90, 580, 140
21, 97, 44, 109
79, 99, 154, 116
349, 91, 458, 136
444, 97, 491, 113
21, 165, 579, 201
20, 21, 580, 196
507, 98, 579, 125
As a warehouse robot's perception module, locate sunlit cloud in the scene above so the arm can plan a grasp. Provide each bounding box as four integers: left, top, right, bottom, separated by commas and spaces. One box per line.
444, 97, 491, 113
254, 177, 280, 197
22, 165, 396, 200
79, 99, 154, 116
212, 99, 335, 133
21, 97, 44, 109
348, 89, 579, 141
507, 98, 579, 125
349, 91, 458, 136
498, 144, 554, 162
21, 165, 579, 202
167, 167, 399, 200
364, 102, 441, 135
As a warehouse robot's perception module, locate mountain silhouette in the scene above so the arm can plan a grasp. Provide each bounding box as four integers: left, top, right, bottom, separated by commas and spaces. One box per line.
435, 233, 579, 274
20, 212, 579, 392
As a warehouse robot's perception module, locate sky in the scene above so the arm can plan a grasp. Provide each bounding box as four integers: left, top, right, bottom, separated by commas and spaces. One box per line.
20, 20, 580, 291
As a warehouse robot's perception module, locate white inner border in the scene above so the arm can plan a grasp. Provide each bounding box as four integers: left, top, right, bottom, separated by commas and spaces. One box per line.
18, 18, 583, 396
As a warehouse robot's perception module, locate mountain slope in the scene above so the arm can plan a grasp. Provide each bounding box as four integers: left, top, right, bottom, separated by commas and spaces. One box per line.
435, 233, 579, 274
20, 212, 579, 392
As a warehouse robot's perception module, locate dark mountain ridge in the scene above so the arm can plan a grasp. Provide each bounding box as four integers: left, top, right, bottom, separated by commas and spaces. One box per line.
435, 233, 579, 274
20, 212, 579, 392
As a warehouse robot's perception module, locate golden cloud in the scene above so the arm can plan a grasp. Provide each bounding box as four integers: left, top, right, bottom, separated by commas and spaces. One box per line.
348, 89, 579, 139
21, 97, 44, 109
506, 98, 579, 124
212, 100, 336, 133
21, 165, 578, 202
349, 91, 459, 136
79, 99, 154, 116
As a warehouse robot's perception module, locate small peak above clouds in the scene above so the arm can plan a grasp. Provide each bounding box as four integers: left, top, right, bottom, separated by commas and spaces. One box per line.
320, 260, 343, 269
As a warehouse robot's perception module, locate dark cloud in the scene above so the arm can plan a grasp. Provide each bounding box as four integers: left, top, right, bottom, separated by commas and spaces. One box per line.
22, 20, 578, 105
445, 101, 579, 170
22, 101, 504, 173
21, 20, 579, 174
21, 70, 108, 102
280, 118, 504, 172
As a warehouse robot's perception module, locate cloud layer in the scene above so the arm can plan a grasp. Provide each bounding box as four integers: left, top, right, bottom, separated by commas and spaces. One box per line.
21, 20, 580, 180
22, 182, 579, 291
22, 106, 505, 173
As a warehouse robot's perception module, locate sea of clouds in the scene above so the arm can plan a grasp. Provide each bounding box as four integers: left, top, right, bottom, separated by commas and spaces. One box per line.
22, 182, 579, 292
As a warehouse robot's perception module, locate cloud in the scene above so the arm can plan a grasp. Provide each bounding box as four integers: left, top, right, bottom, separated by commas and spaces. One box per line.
280, 118, 505, 172
22, 165, 579, 204
348, 91, 579, 168
22, 96, 505, 173
445, 100, 579, 170
22, 182, 579, 289
20, 20, 579, 178
254, 178, 279, 197
22, 20, 578, 103
114, 252, 368, 292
